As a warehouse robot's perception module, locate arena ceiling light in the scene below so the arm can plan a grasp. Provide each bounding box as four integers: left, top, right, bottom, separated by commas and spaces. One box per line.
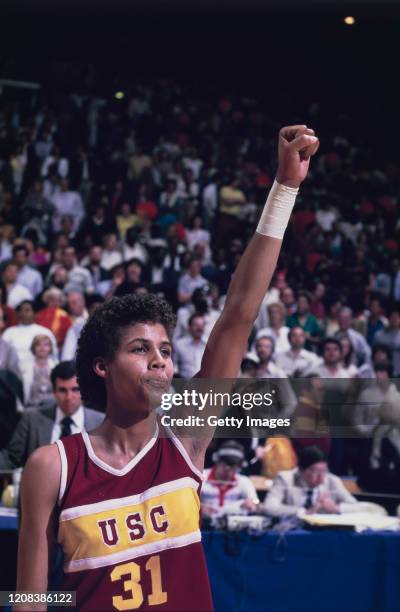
344, 16, 356, 25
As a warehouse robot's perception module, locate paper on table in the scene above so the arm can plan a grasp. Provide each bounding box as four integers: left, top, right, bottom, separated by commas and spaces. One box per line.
0, 506, 18, 517
303, 513, 400, 532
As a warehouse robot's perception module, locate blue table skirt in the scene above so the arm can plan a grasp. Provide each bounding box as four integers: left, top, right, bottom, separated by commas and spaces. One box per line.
202, 530, 400, 612
2, 517, 400, 612
0, 515, 18, 531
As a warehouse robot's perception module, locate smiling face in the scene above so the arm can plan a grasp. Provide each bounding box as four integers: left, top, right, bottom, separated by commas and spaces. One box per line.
96, 322, 174, 420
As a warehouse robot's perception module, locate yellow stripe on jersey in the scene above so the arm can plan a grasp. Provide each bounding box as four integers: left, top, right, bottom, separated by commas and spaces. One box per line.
59, 479, 201, 572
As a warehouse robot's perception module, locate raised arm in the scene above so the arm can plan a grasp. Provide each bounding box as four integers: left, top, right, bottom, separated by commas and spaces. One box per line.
198, 125, 319, 379
15, 445, 60, 611
183, 126, 319, 468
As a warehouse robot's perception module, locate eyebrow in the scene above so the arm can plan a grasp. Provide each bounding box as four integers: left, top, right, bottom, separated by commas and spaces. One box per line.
126, 337, 172, 348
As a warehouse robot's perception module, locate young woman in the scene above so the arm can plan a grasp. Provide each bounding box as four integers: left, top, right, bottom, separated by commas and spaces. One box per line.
16, 125, 319, 611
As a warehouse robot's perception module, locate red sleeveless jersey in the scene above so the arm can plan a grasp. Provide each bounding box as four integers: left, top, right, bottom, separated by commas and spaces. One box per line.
55, 426, 213, 612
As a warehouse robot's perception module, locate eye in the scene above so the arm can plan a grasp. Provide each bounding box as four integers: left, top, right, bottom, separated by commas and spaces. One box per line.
132, 346, 146, 353
161, 348, 172, 358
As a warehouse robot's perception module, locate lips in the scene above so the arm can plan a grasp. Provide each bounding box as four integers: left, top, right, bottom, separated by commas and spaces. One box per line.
144, 378, 171, 391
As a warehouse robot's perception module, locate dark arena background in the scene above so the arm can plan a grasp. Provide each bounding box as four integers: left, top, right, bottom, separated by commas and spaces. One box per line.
0, 1, 400, 611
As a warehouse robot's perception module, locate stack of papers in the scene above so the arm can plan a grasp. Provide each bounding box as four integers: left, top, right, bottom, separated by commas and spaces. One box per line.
303, 513, 400, 532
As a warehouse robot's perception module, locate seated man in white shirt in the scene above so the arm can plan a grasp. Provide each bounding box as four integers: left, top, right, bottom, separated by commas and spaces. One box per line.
255, 335, 297, 417
51, 177, 85, 234
13, 243, 43, 298
173, 312, 207, 378
61, 246, 95, 295
315, 338, 353, 379
173, 287, 221, 343
201, 441, 259, 520
263, 445, 357, 519
253, 301, 290, 354
276, 326, 321, 377
0, 361, 103, 469
177, 256, 208, 304
2, 262, 32, 308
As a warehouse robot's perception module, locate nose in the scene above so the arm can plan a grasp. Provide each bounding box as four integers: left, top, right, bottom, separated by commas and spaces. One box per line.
149, 349, 166, 370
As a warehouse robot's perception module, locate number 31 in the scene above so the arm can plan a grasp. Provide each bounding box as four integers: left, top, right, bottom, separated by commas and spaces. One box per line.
111, 555, 167, 610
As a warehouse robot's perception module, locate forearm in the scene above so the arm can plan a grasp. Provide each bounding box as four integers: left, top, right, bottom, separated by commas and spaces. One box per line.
223, 233, 282, 325
263, 497, 299, 518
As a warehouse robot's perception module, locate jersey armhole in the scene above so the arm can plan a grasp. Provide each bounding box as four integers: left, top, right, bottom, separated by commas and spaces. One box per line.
55, 439, 68, 506
163, 425, 204, 481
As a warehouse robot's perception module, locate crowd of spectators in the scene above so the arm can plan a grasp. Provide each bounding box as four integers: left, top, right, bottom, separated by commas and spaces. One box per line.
0, 77, 399, 496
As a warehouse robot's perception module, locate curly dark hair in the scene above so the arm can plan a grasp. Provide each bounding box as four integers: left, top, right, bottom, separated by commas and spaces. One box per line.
76, 293, 176, 411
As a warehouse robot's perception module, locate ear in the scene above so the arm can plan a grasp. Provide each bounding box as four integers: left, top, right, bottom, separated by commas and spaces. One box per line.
93, 358, 108, 379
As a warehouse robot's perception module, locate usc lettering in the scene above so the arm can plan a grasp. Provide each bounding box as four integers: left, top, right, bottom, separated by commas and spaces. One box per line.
98, 506, 168, 547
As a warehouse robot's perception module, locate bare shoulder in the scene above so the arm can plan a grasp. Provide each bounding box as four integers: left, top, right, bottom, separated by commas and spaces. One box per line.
22, 444, 61, 503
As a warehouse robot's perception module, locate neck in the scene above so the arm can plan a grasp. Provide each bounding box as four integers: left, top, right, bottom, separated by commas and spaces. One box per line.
35, 357, 48, 367
97, 411, 157, 455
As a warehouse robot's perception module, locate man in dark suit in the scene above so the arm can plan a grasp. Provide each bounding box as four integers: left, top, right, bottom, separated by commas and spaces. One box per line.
0, 361, 103, 470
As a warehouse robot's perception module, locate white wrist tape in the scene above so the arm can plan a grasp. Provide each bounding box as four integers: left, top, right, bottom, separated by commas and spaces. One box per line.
256, 180, 299, 239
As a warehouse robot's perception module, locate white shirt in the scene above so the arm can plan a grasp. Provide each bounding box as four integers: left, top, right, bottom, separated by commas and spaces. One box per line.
178, 273, 208, 298
7, 284, 33, 309
275, 349, 321, 377
256, 361, 288, 379
201, 468, 258, 517
202, 183, 218, 218
173, 306, 220, 343
3, 324, 58, 369
315, 209, 337, 232
50, 405, 85, 443
101, 250, 123, 271
315, 363, 353, 379
41, 155, 69, 179
51, 190, 85, 232
61, 317, 87, 361
253, 288, 280, 331
182, 157, 203, 180
17, 265, 43, 298
122, 243, 149, 265
256, 362, 297, 417
253, 326, 290, 355
173, 336, 206, 378
186, 229, 211, 258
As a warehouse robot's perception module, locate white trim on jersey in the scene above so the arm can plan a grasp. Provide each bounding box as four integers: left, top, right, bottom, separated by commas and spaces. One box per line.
59, 476, 200, 522
55, 439, 68, 506
163, 425, 204, 481
63, 530, 202, 573
81, 424, 159, 476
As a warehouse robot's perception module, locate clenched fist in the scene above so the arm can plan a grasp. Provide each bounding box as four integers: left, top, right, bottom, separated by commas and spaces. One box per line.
276, 125, 319, 189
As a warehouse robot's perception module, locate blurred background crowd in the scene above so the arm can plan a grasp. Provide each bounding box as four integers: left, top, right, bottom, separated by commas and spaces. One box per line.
0, 0, 400, 518
0, 74, 399, 505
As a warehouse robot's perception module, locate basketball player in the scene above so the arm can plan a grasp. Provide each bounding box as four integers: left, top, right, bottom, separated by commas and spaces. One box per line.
16, 125, 319, 611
